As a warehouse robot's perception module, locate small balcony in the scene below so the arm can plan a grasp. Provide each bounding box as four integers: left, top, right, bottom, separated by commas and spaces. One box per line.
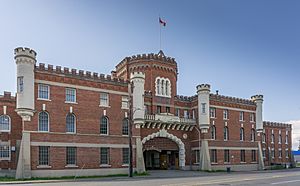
142, 113, 196, 131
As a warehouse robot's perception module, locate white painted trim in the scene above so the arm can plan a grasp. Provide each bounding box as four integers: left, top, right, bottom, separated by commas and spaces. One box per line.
205, 105, 256, 113
192, 146, 259, 150
31, 142, 136, 148
0, 115, 11, 133
3, 106, 7, 115
35, 80, 129, 96
37, 84, 50, 100
0, 141, 11, 161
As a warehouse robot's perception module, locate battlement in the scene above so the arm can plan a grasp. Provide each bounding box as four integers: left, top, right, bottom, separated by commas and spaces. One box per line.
14, 47, 37, 60
130, 71, 145, 80
175, 95, 197, 102
210, 94, 256, 106
116, 51, 177, 70
35, 63, 128, 86
196, 84, 211, 92
0, 91, 15, 100
251, 95, 264, 101
263, 121, 292, 128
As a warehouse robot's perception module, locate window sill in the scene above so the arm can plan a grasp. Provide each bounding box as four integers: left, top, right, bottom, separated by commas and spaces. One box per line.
122, 164, 129, 167
100, 164, 111, 168
122, 135, 129, 137
99, 105, 111, 108
223, 118, 229, 121
0, 158, 11, 161
38, 131, 50, 133
121, 107, 129, 110
65, 165, 78, 168
66, 132, 76, 134
37, 165, 52, 169
37, 98, 51, 102
65, 101, 78, 104
224, 162, 230, 164
100, 134, 109, 136
0, 130, 10, 133
211, 163, 218, 165
240, 162, 247, 164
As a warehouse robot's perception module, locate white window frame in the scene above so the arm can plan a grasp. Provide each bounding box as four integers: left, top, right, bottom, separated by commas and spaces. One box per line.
239, 111, 244, 121
285, 149, 289, 158
100, 147, 110, 165
155, 77, 171, 98
38, 84, 50, 100
38, 111, 49, 132
121, 96, 129, 109
271, 148, 275, 159
65, 88, 76, 103
250, 113, 255, 122
100, 93, 109, 107
223, 109, 229, 120
278, 149, 282, 159
66, 147, 77, 166
210, 107, 216, 118
66, 113, 76, 133
201, 103, 206, 114
184, 110, 188, 119
0, 141, 10, 161
0, 115, 11, 132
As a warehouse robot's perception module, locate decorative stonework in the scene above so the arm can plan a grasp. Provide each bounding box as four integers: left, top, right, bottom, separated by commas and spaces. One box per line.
141, 129, 186, 167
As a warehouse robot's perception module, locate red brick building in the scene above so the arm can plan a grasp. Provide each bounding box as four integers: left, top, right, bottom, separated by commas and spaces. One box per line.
0, 47, 292, 178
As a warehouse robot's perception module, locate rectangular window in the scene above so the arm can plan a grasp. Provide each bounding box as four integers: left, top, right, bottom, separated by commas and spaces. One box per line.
279, 135, 282, 144
100, 93, 109, 106
121, 96, 129, 109
240, 150, 245, 162
279, 149, 282, 158
262, 133, 266, 143
0, 144, 10, 160
285, 131, 289, 144
223, 109, 229, 120
239, 111, 244, 121
286, 149, 289, 158
100, 147, 109, 165
66, 88, 76, 103
250, 113, 255, 122
17, 76, 24, 93
157, 106, 161, 114
38, 84, 50, 100
224, 149, 230, 163
195, 150, 200, 163
201, 103, 206, 114
39, 146, 49, 165
175, 108, 180, 116
210, 149, 217, 163
251, 150, 256, 162
271, 148, 275, 159
184, 110, 188, 118
210, 107, 216, 118
66, 147, 76, 165
262, 149, 266, 159
192, 110, 195, 119
271, 134, 275, 143
166, 107, 170, 113
122, 148, 129, 165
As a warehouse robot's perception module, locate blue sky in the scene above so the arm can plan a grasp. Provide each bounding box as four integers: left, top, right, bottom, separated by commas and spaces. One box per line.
1, 0, 299, 147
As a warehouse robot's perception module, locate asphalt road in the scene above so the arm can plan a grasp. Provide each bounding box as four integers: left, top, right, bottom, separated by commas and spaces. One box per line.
5, 169, 300, 186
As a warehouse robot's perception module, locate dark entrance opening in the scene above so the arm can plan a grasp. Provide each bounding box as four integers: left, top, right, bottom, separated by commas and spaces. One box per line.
144, 150, 179, 170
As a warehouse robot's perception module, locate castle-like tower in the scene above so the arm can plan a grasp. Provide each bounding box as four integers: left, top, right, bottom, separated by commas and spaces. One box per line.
14, 47, 36, 121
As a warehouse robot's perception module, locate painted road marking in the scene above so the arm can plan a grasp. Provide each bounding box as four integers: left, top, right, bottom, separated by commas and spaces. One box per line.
271, 179, 300, 185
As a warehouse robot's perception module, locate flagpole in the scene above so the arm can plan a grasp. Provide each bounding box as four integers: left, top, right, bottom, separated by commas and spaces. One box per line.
160, 22, 162, 51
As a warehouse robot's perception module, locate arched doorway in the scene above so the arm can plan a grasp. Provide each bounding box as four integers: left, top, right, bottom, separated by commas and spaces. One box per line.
141, 129, 186, 170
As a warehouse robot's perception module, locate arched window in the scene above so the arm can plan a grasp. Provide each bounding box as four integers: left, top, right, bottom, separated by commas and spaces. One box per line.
157, 79, 160, 95
211, 126, 216, 140
100, 116, 108, 135
0, 115, 10, 132
271, 134, 275, 143
122, 119, 129, 135
38, 111, 49, 132
66, 113, 76, 133
165, 80, 169, 96
240, 128, 244, 141
251, 129, 255, 142
161, 80, 164, 95
262, 133, 266, 143
224, 126, 228, 141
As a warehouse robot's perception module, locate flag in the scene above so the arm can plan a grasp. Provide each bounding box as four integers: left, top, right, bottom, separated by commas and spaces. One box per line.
159, 17, 166, 26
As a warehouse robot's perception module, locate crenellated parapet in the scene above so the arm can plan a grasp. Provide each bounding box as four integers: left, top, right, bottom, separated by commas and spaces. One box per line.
175, 95, 197, 102
14, 47, 37, 62
0, 91, 15, 101
263, 121, 292, 128
35, 63, 128, 86
210, 94, 256, 106
116, 52, 177, 70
